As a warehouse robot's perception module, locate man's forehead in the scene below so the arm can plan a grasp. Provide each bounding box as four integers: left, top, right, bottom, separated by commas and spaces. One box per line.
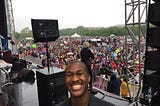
65, 61, 88, 72
66, 69, 84, 73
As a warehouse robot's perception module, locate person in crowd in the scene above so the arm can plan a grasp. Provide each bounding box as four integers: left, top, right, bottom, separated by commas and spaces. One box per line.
80, 42, 94, 91
107, 73, 121, 96
56, 61, 115, 106
120, 77, 128, 98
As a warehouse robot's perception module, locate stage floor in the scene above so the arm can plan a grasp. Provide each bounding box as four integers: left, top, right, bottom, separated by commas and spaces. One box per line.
0, 70, 39, 106
0, 64, 67, 106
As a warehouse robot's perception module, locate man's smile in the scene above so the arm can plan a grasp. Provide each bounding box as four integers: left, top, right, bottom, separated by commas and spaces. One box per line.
72, 85, 82, 90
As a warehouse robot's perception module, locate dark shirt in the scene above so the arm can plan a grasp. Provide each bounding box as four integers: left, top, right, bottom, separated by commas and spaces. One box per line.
151, 87, 160, 106
56, 94, 115, 106
80, 47, 94, 80
80, 47, 94, 64
107, 73, 121, 96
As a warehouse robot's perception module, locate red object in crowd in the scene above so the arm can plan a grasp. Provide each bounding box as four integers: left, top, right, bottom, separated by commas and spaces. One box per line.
111, 61, 117, 69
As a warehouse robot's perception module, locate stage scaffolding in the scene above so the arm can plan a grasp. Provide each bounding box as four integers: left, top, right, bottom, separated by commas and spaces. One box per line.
124, 0, 148, 103
5, 0, 16, 53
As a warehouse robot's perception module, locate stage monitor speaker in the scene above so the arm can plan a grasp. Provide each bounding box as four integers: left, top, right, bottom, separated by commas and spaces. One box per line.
147, 27, 160, 48
148, 2, 160, 26
31, 19, 59, 43
145, 51, 160, 71
0, 0, 7, 37
153, 0, 160, 3
36, 70, 68, 106
142, 71, 160, 95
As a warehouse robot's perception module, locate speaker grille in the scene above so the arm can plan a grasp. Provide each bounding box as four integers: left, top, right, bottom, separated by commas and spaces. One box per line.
145, 51, 160, 71
148, 2, 160, 26
31, 19, 59, 43
36, 70, 68, 106
147, 27, 160, 48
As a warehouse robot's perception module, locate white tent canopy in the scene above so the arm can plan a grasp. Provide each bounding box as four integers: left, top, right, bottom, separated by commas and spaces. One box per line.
90, 38, 102, 42
25, 37, 34, 40
110, 34, 116, 37
71, 33, 81, 37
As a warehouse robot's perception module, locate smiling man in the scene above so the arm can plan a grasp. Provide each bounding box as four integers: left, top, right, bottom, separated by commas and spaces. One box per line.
56, 61, 115, 106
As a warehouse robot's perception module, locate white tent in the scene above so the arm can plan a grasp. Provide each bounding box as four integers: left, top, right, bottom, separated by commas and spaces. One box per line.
71, 33, 81, 37
90, 38, 102, 42
25, 37, 34, 40
110, 34, 116, 37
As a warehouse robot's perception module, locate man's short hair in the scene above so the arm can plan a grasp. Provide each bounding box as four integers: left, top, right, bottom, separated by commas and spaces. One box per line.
65, 61, 89, 74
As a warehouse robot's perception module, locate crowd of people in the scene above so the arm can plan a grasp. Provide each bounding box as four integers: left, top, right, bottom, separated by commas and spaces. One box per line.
16, 35, 145, 97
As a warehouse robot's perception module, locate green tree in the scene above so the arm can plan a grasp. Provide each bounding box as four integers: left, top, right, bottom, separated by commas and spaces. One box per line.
20, 27, 33, 38
16, 25, 143, 39
14, 32, 21, 40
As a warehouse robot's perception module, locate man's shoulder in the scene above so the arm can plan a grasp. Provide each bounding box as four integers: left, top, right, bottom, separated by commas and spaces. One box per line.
89, 94, 115, 106
55, 99, 70, 106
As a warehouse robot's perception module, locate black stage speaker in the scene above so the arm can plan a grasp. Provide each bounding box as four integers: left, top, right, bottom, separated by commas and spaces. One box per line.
145, 51, 160, 71
142, 71, 160, 94
148, 2, 160, 26
147, 27, 160, 48
31, 19, 59, 43
0, 0, 7, 37
153, 0, 160, 3
36, 69, 68, 106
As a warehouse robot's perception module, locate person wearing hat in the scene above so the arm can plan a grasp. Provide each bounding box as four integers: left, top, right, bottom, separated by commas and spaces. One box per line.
56, 61, 115, 106
80, 42, 94, 92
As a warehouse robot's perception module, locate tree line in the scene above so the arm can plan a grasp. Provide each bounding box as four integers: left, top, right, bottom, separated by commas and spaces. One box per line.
14, 25, 146, 40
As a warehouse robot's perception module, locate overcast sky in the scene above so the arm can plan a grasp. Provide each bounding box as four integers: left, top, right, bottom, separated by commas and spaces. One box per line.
12, 0, 125, 32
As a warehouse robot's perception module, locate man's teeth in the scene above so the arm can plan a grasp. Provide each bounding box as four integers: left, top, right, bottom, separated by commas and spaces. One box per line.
72, 85, 81, 90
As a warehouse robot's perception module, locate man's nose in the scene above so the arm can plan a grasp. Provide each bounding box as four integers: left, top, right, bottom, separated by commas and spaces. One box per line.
72, 74, 79, 81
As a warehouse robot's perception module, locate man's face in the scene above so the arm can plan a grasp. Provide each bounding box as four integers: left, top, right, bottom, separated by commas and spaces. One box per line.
65, 62, 90, 97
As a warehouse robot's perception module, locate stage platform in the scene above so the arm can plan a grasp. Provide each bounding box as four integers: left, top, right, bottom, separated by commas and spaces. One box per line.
0, 70, 39, 106
0, 66, 66, 106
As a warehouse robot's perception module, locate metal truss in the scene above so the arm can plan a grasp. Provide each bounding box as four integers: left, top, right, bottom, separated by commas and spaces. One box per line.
125, 0, 148, 103
5, 0, 16, 53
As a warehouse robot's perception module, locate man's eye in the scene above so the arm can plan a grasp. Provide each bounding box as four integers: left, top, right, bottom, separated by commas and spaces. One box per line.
66, 73, 72, 77
77, 72, 83, 76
